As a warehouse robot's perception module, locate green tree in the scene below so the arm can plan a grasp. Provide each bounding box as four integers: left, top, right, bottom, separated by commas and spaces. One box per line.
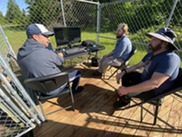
0, 12, 5, 25
99, 0, 178, 33
25, 0, 62, 27
21, 9, 30, 28
5, 0, 23, 24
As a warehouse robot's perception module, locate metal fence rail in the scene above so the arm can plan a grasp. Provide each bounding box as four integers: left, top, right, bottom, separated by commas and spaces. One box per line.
0, 26, 17, 61
0, 88, 35, 137
0, 26, 45, 136
0, 53, 45, 137
0, 107, 34, 137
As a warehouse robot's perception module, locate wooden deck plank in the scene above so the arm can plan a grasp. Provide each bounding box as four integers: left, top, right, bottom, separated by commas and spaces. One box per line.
132, 104, 154, 137
176, 97, 182, 137
176, 94, 182, 137
35, 71, 118, 137
102, 107, 139, 137
33, 64, 182, 137
54, 87, 116, 137
163, 95, 182, 137
148, 96, 172, 137
76, 99, 116, 137
149, 95, 177, 137
118, 103, 151, 136
36, 91, 113, 136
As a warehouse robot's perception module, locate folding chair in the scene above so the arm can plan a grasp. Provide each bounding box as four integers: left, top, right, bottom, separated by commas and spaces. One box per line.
107, 46, 137, 79
120, 68, 182, 125
24, 72, 75, 119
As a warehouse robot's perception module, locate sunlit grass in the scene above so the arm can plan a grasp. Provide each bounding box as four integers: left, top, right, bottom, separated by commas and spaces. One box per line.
4, 29, 181, 67
3, 29, 149, 66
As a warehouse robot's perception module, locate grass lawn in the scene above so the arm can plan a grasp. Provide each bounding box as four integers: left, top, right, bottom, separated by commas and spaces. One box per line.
4, 29, 175, 67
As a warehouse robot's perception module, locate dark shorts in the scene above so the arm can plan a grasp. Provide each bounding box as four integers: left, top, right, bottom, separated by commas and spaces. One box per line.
122, 71, 156, 100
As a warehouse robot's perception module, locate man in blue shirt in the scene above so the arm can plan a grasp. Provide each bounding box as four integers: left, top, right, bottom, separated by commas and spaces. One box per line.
17, 23, 83, 96
114, 28, 180, 109
94, 23, 132, 76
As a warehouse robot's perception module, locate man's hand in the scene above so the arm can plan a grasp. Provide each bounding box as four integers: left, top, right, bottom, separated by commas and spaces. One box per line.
117, 86, 128, 96
57, 52, 64, 57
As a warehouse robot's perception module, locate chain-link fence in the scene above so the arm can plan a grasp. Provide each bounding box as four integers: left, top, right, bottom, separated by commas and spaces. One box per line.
0, 0, 182, 136
98, 0, 182, 63
0, 23, 44, 137
0, 0, 182, 61
0, 52, 45, 136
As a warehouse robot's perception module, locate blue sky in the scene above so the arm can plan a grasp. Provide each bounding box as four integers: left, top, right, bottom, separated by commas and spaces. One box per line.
0, 0, 28, 16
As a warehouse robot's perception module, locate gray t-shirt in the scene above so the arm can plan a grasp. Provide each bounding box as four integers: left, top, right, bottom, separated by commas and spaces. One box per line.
141, 51, 180, 95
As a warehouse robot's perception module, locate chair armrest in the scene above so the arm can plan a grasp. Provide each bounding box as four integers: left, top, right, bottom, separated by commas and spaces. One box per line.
120, 86, 182, 110
24, 71, 70, 94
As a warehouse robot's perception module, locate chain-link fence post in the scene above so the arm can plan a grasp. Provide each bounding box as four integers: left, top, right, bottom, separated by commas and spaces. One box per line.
166, 0, 180, 28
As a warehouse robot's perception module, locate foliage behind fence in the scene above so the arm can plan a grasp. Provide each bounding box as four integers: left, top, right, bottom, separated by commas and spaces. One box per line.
99, 0, 182, 55
0, 0, 181, 61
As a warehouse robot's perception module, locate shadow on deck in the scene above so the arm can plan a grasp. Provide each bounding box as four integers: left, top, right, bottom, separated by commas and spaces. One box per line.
33, 63, 182, 137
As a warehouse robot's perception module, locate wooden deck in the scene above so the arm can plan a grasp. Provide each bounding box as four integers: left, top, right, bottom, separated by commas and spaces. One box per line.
33, 63, 182, 137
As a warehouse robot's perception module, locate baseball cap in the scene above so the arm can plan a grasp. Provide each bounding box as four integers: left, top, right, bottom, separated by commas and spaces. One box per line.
146, 28, 178, 50
26, 23, 54, 37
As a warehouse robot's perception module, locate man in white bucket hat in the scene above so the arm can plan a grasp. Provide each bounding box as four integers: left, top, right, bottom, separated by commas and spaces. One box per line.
146, 28, 178, 50
114, 27, 180, 109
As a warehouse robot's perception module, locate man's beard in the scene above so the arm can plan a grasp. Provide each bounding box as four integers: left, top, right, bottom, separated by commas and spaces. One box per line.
148, 42, 162, 53
116, 34, 122, 39
116, 32, 124, 39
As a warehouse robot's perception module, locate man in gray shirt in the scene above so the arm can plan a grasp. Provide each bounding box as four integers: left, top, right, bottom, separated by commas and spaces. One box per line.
94, 23, 132, 76
17, 23, 83, 96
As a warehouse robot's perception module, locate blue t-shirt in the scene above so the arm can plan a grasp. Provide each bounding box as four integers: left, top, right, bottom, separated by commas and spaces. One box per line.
112, 36, 132, 60
141, 50, 180, 95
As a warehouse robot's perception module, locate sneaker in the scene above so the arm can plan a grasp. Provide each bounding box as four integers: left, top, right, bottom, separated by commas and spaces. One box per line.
113, 96, 131, 109
73, 86, 84, 94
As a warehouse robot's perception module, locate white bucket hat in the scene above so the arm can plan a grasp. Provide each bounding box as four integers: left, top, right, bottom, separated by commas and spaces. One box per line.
146, 28, 178, 50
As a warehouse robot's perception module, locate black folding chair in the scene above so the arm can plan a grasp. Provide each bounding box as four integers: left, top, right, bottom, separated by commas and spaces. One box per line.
107, 46, 137, 79
120, 68, 182, 125
24, 72, 75, 119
